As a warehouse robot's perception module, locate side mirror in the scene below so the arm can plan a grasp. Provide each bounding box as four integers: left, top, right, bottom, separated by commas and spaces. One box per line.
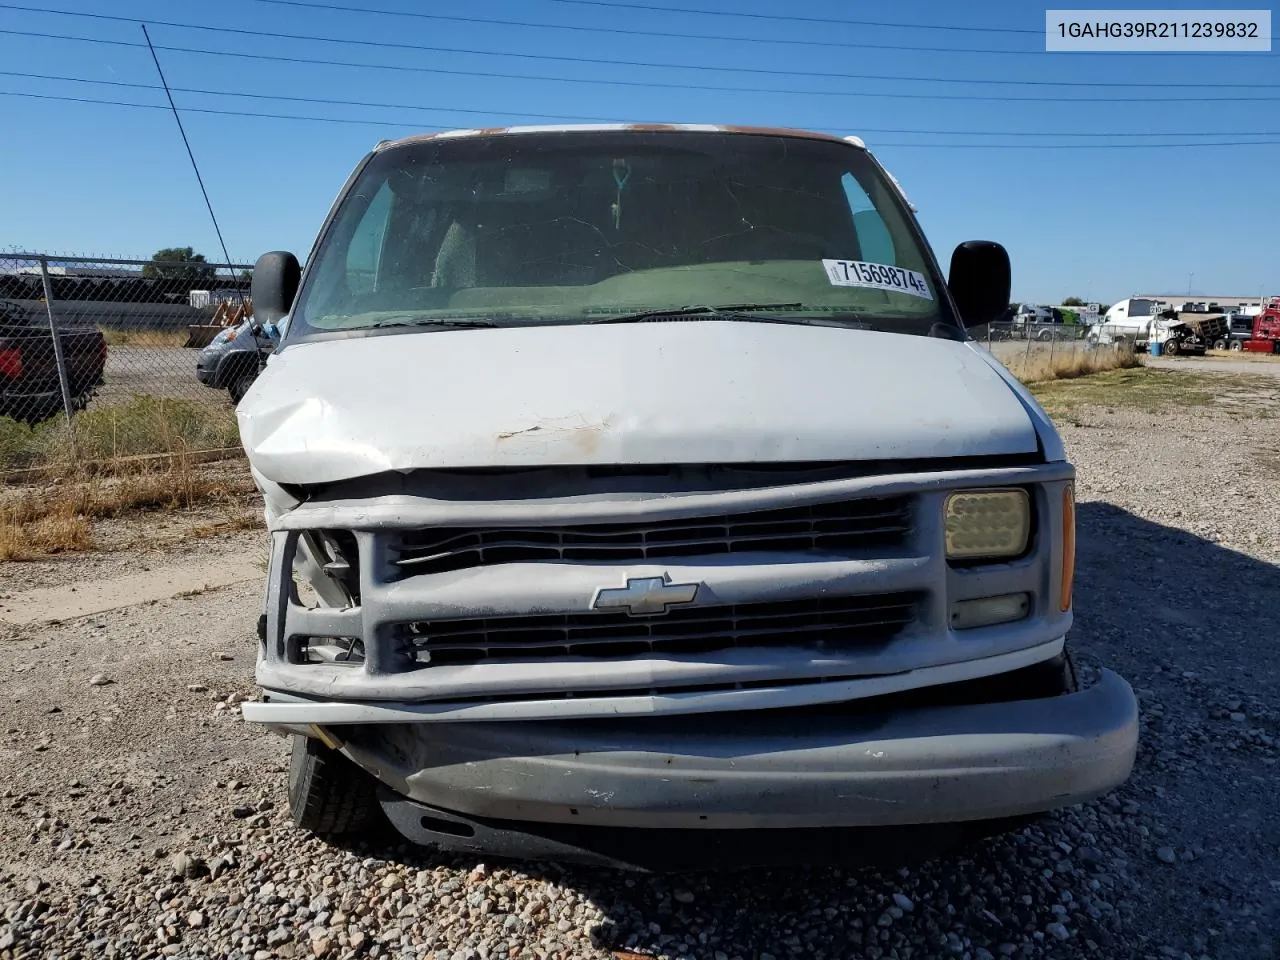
947, 241, 1011, 328
251, 251, 301, 326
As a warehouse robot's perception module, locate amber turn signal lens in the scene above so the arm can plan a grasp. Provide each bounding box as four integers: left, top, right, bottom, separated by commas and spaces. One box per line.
1061, 483, 1076, 612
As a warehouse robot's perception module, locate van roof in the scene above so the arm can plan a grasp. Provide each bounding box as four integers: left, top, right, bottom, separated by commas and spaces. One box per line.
376, 123, 867, 152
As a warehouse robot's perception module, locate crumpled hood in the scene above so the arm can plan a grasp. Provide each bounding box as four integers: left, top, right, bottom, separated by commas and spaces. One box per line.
238, 321, 1041, 485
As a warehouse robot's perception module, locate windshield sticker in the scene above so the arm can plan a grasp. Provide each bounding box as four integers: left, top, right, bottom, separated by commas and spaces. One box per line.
822, 260, 934, 301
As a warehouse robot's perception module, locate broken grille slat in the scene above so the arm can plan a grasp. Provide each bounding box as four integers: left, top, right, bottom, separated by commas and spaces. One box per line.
402, 594, 918, 665
418, 600, 917, 639
392, 497, 913, 574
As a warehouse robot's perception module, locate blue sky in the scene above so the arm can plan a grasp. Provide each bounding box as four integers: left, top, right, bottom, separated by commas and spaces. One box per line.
0, 0, 1275, 304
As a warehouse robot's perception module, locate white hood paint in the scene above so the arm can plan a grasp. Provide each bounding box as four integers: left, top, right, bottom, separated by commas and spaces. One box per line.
237, 322, 1040, 485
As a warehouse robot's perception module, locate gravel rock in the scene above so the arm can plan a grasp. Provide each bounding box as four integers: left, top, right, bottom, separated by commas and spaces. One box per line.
87, 673, 110, 686
170, 852, 207, 879
1156, 846, 1177, 864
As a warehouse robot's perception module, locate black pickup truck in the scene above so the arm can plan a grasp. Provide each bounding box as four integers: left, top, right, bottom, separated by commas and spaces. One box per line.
0, 299, 108, 424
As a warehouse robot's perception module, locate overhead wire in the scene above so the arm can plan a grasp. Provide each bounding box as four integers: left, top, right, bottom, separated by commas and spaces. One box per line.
0, 1, 1273, 69
2, 89, 1279, 149
241, 0, 1082, 56
2, 27, 1278, 103
5, 69, 1280, 139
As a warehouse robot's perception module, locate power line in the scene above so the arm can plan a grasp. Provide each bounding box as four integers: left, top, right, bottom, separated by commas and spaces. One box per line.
7, 69, 1280, 139
140, 24, 241, 286
1, 1, 1271, 67
533, 0, 1043, 33
247, 0, 1046, 55
4, 27, 1279, 104
0, 88, 428, 127
3, 89, 1280, 150
244, 0, 1280, 81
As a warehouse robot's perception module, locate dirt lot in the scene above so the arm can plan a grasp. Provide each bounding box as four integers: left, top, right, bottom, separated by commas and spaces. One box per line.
2, 364, 1279, 960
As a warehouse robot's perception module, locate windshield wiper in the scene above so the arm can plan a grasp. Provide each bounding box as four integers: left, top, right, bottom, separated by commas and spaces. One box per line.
367, 317, 498, 330
588, 303, 814, 325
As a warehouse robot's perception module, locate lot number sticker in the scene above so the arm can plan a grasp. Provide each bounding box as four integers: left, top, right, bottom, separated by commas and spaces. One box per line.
822, 260, 934, 301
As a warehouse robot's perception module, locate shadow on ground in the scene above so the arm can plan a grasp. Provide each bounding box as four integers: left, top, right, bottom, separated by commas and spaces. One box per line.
326, 503, 1280, 960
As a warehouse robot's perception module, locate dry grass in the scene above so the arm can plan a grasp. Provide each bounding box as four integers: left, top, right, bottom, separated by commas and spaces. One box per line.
98, 327, 189, 349
0, 457, 259, 561
1004, 344, 1143, 385
0, 500, 95, 561
1, 395, 242, 474
1205, 349, 1280, 362
1029, 366, 1278, 421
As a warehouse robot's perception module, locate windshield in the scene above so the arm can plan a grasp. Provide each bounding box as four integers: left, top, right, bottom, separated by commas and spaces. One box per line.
287, 130, 956, 340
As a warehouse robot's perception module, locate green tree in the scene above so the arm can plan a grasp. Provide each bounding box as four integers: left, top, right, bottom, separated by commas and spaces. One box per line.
1061, 296, 1088, 307
142, 247, 217, 286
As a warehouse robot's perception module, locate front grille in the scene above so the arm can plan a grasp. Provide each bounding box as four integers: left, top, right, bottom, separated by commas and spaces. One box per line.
401, 593, 919, 665
391, 496, 913, 575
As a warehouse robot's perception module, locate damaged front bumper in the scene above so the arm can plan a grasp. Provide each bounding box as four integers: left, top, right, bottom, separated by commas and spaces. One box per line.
243, 664, 1138, 868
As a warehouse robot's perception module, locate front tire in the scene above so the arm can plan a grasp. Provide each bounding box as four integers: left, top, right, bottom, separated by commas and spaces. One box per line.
288, 734, 379, 836
227, 366, 259, 404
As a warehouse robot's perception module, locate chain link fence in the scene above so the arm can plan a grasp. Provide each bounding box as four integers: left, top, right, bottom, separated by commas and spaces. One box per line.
2, 253, 261, 474
973, 320, 1141, 380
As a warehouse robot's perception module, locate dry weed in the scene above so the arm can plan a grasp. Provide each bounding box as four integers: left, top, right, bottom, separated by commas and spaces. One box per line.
0, 458, 258, 561
1205, 349, 1280, 362
97, 328, 189, 349
0, 499, 94, 560
1006, 345, 1143, 385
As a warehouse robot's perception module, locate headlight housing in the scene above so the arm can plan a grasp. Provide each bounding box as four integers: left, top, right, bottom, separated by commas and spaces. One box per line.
944, 488, 1031, 560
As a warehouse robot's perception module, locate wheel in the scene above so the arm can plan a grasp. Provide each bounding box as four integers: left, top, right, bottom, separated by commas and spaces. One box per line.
288, 734, 380, 836
1037, 329, 1052, 341
227, 366, 259, 404
1163, 338, 1179, 356
1213, 339, 1227, 351
1229, 340, 1243, 352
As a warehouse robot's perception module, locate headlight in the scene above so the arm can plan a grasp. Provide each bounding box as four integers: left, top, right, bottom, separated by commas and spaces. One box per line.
944, 489, 1031, 560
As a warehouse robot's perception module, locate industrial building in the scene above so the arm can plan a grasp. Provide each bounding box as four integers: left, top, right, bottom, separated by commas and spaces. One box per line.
1134, 295, 1272, 316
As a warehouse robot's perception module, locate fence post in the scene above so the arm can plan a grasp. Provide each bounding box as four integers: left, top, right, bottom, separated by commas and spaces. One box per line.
38, 257, 81, 456
1049, 331, 1056, 368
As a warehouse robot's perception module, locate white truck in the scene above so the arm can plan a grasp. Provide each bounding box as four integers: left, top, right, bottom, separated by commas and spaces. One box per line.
1087, 297, 1165, 346
236, 124, 1138, 871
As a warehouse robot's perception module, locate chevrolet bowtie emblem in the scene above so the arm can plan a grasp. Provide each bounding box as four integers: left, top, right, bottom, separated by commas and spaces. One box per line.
592, 575, 701, 617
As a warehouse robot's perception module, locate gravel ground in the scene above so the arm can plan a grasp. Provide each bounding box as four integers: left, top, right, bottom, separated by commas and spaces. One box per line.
2, 367, 1279, 960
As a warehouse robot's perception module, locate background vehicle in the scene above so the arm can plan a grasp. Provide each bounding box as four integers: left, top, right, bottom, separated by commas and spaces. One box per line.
0, 298, 107, 424
195, 317, 278, 403
1087, 297, 1164, 347
1150, 312, 1228, 357
1239, 298, 1280, 353
1212, 313, 1257, 351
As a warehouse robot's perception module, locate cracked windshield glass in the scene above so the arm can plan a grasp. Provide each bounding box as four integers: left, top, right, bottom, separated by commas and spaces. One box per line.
289, 131, 951, 339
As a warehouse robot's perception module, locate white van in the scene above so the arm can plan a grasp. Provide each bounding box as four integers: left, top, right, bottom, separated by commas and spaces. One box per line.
236, 124, 1138, 871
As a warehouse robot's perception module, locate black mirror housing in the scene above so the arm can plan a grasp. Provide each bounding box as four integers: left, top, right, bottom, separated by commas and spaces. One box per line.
947, 241, 1011, 329
251, 251, 301, 325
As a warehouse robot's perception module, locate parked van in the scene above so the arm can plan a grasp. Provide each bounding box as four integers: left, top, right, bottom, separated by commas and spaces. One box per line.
236, 124, 1138, 871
